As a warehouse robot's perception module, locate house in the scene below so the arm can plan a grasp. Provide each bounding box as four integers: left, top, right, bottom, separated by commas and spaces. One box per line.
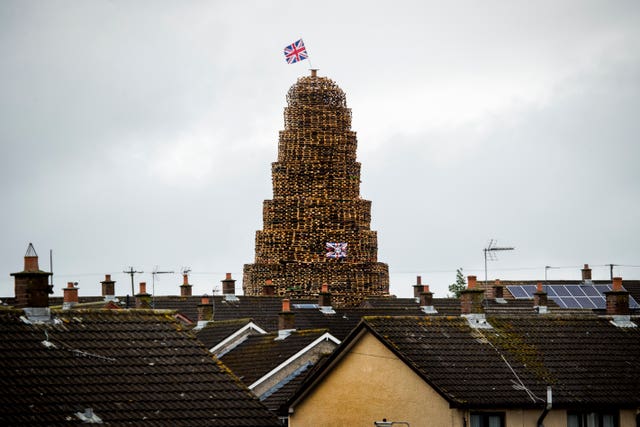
1, 244, 280, 426
286, 279, 639, 427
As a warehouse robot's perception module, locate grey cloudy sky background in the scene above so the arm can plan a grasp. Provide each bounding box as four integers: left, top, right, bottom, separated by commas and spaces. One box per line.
1, 1, 639, 299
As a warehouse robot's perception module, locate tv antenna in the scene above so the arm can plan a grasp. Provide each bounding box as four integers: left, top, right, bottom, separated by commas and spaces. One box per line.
123, 266, 144, 302
152, 266, 175, 308
181, 266, 192, 275
483, 239, 515, 286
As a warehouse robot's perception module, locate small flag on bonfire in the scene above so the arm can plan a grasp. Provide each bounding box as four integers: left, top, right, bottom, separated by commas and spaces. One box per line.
284, 39, 309, 64
326, 242, 347, 259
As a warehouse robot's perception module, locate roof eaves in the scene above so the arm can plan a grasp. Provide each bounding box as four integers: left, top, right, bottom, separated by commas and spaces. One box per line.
250, 331, 340, 390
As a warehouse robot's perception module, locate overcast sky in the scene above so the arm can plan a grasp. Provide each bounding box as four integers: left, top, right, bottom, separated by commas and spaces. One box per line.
1, 1, 639, 299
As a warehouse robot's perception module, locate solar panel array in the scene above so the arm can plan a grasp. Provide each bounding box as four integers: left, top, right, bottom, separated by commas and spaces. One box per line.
506, 284, 640, 309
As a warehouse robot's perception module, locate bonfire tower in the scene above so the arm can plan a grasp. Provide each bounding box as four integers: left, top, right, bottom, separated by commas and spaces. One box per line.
243, 70, 389, 306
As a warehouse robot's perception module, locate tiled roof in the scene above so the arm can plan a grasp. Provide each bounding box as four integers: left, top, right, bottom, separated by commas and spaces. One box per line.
220, 329, 331, 386
261, 356, 327, 413
149, 295, 203, 322
0, 308, 280, 426
361, 315, 640, 407
196, 318, 257, 350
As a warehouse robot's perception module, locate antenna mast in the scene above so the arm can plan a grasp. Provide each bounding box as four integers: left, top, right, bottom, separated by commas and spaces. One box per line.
123, 267, 144, 307
483, 239, 515, 286
152, 266, 175, 308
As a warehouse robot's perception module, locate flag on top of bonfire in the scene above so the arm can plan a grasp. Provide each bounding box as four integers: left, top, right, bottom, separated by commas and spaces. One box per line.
326, 242, 347, 259
284, 39, 308, 64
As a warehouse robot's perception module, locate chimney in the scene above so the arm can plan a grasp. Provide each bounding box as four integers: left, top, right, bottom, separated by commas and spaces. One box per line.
10, 243, 53, 311
262, 279, 275, 296
319, 283, 331, 306
197, 294, 213, 323
310, 69, 318, 77
277, 298, 295, 339
534, 282, 548, 313
63, 282, 79, 310
581, 264, 592, 282
319, 283, 335, 314
135, 282, 151, 309
413, 276, 423, 300
460, 276, 484, 315
180, 273, 193, 297
221, 273, 238, 301
420, 285, 437, 314
605, 277, 630, 316
101, 274, 116, 300
493, 279, 505, 301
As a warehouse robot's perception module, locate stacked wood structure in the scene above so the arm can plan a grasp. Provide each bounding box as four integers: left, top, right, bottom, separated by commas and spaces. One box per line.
243, 71, 389, 306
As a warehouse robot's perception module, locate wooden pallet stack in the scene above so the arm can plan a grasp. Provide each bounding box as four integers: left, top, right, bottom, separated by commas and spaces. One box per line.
243, 72, 389, 306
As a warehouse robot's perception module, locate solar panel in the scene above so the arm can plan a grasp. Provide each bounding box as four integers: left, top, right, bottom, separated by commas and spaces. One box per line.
574, 297, 597, 309
508, 286, 529, 298
561, 297, 581, 308
507, 283, 640, 310
567, 286, 587, 297
545, 286, 558, 297
581, 286, 600, 297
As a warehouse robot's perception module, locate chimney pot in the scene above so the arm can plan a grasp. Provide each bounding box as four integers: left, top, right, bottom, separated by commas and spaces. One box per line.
201, 295, 210, 305
416, 276, 422, 285
226, 272, 232, 280
537, 282, 543, 293
105, 274, 111, 281
183, 273, 189, 285
282, 298, 291, 312
139, 282, 147, 294
321, 283, 329, 293
582, 264, 592, 281
424, 285, 430, 293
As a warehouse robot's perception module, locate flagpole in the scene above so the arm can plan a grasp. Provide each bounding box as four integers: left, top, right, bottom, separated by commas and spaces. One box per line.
301, 37, 314, 70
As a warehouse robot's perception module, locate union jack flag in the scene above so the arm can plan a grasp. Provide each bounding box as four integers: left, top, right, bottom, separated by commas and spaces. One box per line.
284, 39, 308, 64
326, 242, 347, 259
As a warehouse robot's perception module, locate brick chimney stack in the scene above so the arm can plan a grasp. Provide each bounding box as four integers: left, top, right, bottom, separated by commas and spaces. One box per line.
222, 273, 236, 296
63, 282, 79, 310
493, 279, 504, 300
420, 285, 437, 314
413, 276, 423, 299
135, 282, 151, 309
180, 273, 193, 297
460, 276, 484, 314
277, 298, 295, 338
534, 282, 548, 313
581, 264, 592, 281
262, 279, 275, 296
101, 274, 115, 300
11, 243, 53, 310
605, 277, 630, 316
197, 294, 213, 322
319, 283, 331, 307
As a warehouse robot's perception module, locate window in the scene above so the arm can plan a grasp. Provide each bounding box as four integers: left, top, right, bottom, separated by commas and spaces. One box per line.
471, 412, 504, 427
567, 411, 618, 427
